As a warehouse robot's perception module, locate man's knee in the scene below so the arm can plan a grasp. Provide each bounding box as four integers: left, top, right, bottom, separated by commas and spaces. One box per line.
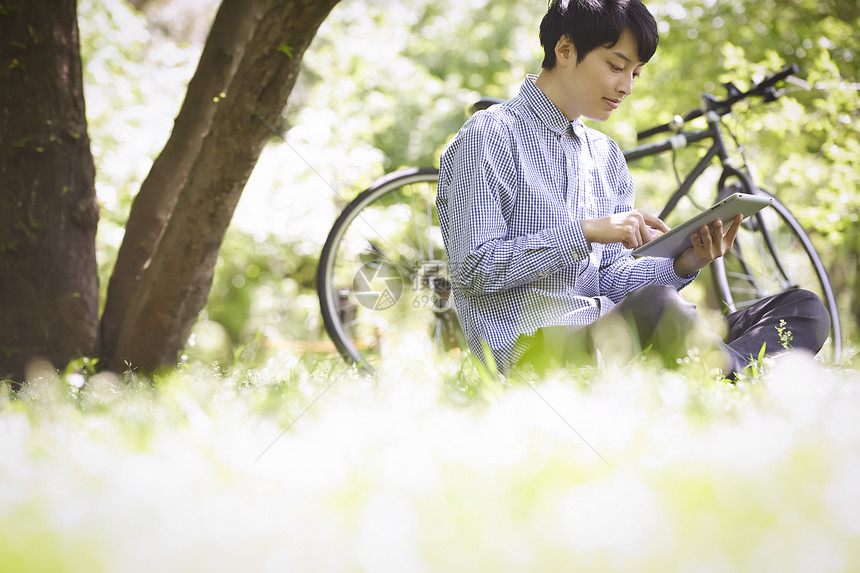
778, 288, 829, 320
789, 288, 827, 310
772, 288, 831, 351
621, 284, 694, 325
613, 285, 700, 356
795, 289, 831, 347
626, 284, 680, 306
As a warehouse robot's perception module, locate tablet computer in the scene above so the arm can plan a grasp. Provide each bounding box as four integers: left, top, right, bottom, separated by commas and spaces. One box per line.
632, 193, 773, 258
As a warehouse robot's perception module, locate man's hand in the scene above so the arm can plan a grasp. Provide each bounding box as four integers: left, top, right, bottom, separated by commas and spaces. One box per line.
581, 209, 670, 249
673, 214, 743, 276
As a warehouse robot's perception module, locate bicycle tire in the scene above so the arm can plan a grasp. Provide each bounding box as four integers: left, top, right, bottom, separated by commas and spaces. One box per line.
711, 185, 842, 362
317, 167, 466, 370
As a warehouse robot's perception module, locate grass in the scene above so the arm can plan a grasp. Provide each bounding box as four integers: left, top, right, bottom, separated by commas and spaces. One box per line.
1, 344, 859, 572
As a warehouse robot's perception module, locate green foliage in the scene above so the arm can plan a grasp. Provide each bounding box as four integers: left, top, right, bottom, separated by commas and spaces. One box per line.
200, 230, 322, 360
79, 0, 860, 353
297, 0, 542, 171
776, 318, 794, 350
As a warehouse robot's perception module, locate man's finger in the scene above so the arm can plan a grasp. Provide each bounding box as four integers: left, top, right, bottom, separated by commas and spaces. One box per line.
712, 220, 723, 250
715, 215, 742, 252
690, 232, 702, 251
637, 217, 651, 245
641, 211, 670, 233
699, 225, 713, 249
724, 214, 743, 241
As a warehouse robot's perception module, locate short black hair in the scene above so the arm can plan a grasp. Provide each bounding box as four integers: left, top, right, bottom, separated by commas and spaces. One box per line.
540, 0, 658, 69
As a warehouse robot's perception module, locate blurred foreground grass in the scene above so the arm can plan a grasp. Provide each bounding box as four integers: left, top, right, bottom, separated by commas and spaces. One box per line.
1, 348, 859, 573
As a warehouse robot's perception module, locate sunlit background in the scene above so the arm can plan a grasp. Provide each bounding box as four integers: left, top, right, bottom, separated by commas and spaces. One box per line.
1, 1, 857, 570
79, 0, 859, 365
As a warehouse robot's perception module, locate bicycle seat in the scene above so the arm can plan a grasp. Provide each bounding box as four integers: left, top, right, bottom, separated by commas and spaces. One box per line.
471, 97, 505, 114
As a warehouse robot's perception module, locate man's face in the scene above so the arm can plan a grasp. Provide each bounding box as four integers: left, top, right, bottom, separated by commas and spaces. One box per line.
555, 28, 644, 122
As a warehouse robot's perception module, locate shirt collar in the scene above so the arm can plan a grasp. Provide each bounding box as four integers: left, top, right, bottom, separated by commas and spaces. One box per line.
521, 74, 586, 139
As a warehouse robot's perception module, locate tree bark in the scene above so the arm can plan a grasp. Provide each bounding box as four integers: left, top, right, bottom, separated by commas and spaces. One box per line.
0, 0, 99, 381
100, 0, 264, 362
111, 0, 342, 372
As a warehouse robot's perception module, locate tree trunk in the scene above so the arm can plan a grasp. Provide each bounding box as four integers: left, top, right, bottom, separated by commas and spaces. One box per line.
0, 0, 99, 381
100, 0, 264, 362
110, 0, 342, 372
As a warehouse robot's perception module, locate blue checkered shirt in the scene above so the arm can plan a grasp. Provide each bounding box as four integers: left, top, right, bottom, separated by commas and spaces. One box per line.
436, 76, 695, 373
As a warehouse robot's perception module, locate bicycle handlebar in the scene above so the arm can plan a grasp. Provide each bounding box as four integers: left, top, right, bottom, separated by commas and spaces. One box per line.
636, 63, 799, 141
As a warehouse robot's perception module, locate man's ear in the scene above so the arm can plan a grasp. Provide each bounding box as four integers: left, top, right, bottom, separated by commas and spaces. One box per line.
555, 35, 576, 67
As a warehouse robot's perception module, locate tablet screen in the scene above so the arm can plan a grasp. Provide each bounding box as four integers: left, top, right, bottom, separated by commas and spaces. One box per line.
632, 193, 773, 258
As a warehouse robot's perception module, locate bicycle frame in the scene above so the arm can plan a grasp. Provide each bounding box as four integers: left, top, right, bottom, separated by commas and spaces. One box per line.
622, 93, 810, 315
623, 94, 755, 221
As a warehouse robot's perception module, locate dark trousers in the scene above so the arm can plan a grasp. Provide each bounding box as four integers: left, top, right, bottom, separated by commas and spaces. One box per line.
517, 285, 831, 376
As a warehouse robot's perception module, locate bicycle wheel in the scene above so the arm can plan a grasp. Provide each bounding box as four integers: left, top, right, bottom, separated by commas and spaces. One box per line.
317, 167, 466, 370
711, 185, 841, 362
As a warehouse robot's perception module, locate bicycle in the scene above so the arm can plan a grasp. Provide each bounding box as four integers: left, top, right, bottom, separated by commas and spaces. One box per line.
317, 64, 842, 371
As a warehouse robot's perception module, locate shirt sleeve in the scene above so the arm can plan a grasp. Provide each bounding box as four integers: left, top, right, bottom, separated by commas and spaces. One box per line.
437, 114, 591, 297
596, 150, 698, 302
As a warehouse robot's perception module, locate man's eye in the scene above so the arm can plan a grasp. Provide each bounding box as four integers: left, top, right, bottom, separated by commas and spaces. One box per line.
610, 64, 622, 72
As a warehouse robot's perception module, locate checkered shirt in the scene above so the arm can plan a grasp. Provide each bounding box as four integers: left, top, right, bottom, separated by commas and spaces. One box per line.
436, 75, 695, 373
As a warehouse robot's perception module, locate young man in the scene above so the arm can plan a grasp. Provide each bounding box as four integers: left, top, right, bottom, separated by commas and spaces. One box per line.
436, 0, 830, 376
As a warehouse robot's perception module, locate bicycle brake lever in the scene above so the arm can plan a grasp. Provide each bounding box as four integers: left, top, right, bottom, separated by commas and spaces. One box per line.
762, 86, 779, 102
723, 81, 743, 99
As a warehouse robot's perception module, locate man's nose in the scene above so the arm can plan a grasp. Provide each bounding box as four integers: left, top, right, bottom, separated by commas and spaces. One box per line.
619, 73, 634, 96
